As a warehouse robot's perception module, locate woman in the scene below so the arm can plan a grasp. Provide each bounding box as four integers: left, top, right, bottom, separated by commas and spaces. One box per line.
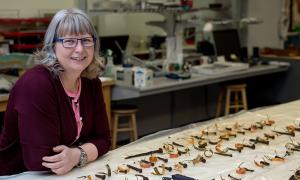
0, 8, 111, 175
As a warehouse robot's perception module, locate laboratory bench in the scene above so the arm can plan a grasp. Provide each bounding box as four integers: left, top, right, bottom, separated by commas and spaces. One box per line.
0, 78, 115, 123
112, 62, 290, 137
0, 94, 8, 112
259, 56, 300, 103
112, 63, 289, 101
5, 98, 300, 180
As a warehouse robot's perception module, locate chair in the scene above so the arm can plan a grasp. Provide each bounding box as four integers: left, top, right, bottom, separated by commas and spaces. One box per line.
111, 104, 138, 149
216, 84, 248, 117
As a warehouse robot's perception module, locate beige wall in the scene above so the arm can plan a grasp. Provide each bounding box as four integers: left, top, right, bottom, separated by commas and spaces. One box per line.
0, 0, 75, 18
246, 0, 283, 49
0, 0, 284, 50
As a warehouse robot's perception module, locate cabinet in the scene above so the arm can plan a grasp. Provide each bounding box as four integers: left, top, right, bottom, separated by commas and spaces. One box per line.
0, 17, 51, 53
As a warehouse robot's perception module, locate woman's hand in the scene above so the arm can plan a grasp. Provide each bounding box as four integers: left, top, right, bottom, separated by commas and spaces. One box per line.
42, 145, 80, 175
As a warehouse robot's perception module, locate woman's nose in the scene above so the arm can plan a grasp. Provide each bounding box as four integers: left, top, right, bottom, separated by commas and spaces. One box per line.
74, 40, 84, 51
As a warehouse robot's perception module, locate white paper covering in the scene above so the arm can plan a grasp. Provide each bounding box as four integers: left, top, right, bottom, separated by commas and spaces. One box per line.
2, 100, 300, 180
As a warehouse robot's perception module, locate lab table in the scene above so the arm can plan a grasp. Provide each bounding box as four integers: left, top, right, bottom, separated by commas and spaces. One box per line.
0, 78, 115, 122
110, 62, 290, 136
5, 98, 300, 180
112, 63, 289, 101
0, 94, 9, 112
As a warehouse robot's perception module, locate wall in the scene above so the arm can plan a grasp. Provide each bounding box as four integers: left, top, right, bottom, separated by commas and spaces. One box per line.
96, 14, 129, 36
246, 0, 283, 50
0, 0, 74, 18
95, 13, 165, 37
0, 0, 285, 50
91, 0, 285, 54
88, 1, 233, 37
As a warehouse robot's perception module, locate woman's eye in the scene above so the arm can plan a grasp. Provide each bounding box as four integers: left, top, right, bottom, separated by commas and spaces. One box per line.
82, 38, 92, 43
64, 39, 76, 44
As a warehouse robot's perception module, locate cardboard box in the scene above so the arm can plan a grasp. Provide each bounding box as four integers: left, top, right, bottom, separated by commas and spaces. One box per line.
115, 66, 134, 86
133, 67, 153, 88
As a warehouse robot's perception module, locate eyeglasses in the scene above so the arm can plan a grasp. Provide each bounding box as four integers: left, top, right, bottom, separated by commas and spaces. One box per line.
55, 37, 96, 48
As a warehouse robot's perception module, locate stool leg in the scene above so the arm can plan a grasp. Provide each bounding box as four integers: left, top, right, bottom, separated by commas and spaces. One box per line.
131, 114, 138, 141
108, 113, 112, 135
234, 91, 239, 112
128, 115, 134, 142
225, 88, 231, 116
216, 89, 224, 117
242, 88, 248, 110
112, 114, 119, 149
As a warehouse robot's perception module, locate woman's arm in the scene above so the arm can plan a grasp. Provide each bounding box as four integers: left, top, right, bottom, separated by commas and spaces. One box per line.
87, 78, 111, 156
42, 78, 110, 175
41, 143, 97, 175
80, 142, 98, 162
15, 70, 61, 171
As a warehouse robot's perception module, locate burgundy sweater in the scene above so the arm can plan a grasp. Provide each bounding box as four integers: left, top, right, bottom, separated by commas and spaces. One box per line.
0, 65, 111, 175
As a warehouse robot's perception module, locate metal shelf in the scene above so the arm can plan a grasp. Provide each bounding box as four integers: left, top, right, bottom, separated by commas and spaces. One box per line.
0, 17, 49, 53
88, 7, 208, 15
0, 17, 51, 24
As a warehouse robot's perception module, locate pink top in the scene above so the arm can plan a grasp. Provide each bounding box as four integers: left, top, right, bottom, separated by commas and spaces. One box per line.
61, 78, 82, 140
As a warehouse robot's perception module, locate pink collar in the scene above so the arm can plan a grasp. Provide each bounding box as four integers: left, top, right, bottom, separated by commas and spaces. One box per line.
60, 78, 82, 101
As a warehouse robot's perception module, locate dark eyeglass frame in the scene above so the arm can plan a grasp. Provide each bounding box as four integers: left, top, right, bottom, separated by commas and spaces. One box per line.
54, 36, 96, 48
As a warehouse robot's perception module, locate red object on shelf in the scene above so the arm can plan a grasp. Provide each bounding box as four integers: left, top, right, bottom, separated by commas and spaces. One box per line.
0, 17, 51, 24
12, 44, 43, 50
181, 0, 193, 9
0, 17, 50, 53
0, 31, 45, 38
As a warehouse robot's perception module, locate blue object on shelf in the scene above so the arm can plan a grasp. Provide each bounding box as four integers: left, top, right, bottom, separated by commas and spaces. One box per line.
0, 53, 33, 69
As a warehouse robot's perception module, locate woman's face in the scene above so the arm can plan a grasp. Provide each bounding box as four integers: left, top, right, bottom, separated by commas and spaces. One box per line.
54, 33, 94, 75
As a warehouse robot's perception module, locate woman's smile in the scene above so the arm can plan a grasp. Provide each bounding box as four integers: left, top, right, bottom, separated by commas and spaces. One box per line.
70, 56, 87, 61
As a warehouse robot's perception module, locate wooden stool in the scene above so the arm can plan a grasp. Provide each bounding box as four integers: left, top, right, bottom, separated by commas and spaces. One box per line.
216, 84, 248, 117
111, 104, 138, 149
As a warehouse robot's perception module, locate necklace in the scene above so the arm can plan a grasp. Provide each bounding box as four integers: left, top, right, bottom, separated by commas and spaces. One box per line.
59, 76, 80, 93
59, 76, 83, 141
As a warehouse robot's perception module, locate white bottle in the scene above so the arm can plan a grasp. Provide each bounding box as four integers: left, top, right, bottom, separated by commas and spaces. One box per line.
104, 50, 115, 79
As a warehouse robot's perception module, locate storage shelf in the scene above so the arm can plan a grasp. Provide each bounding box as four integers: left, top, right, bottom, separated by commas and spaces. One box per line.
12, 44, 43, 50
0, 17, 51, 24
89, 7, 204, 14
0, 17, 50, 53
0, 31, 45, 38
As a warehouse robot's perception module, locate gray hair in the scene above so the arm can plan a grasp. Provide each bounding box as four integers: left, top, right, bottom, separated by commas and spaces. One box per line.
35, 8, 104, 79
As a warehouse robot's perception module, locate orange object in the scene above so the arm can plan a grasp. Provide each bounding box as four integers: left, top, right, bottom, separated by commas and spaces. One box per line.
174, 163, 183, 173
264, 119, 275, 126
254, 160, 264, 168
272, 157, 284, 162
186, 137, 195, 144
88, 175, 92, 180
287, 125, 296, 131
235, 143, 244, 149
236, 167, 246, 174
117, 165, 130, 174
169, 153, 179, 158
149, 155, 158, 163
140, 162, 151, 168
250, 125, 257, 132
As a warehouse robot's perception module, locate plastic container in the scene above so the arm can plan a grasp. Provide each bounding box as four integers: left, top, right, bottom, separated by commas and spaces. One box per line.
103, 51, 116, 78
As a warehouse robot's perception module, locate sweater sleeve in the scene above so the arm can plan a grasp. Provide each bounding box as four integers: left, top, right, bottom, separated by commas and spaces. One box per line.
15, 70, 60, 171
86, 78, 111, 157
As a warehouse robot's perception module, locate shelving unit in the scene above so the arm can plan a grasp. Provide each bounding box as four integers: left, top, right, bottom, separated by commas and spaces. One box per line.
78, 0, 240, 67
89, 7, 209, 14
0, 17, 51, 53
87, 5, 204, 66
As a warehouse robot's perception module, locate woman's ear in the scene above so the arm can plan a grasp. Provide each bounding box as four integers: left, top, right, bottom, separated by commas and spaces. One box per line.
53, 44, 57, 52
